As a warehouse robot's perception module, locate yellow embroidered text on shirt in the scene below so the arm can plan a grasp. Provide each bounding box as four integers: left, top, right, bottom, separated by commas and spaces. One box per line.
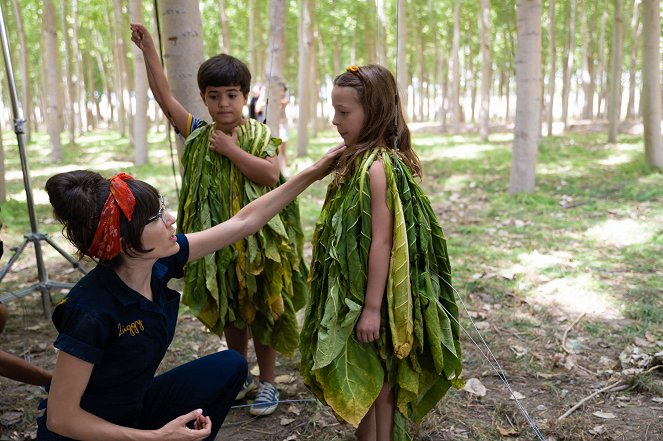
118, 319, 145, 337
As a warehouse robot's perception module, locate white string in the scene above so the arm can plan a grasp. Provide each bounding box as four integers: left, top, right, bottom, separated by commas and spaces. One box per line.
436, 277, 547, 440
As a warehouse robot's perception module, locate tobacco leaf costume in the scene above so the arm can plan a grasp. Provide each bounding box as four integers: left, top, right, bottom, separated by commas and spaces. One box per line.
300, 148, 462, 440
177, 119, 308, 355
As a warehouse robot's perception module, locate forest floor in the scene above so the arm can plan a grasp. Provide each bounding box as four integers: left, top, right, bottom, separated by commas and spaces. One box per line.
0, 124, 662, 440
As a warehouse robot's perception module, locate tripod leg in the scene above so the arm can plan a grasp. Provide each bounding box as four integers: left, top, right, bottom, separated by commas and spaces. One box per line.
0, 238, 29, 282
42, 235, 87, 275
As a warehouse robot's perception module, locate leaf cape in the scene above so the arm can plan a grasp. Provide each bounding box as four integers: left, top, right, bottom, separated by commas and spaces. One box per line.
300, 148, 462, 439
177, 119, 308, 355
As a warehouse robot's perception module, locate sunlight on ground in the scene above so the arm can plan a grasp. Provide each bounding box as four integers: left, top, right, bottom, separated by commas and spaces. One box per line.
597, 152, 635, 166
443, 174, 473, 192
419, 143, 499, 161
531, 273, 623, 319
497, 250, 623, 319
5, 163, 81, 181
585, 219, 657, 247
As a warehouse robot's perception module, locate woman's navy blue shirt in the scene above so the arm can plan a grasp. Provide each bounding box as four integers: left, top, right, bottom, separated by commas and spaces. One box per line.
38, 234, 189, 435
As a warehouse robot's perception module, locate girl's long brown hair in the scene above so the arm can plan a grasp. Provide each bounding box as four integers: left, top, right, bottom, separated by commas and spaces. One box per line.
332, 64, 421, 187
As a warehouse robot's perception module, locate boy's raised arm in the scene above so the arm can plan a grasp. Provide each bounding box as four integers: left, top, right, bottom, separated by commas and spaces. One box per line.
130, 23, 192, 137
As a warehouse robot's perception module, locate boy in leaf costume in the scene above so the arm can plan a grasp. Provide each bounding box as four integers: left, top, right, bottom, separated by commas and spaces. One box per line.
131, 24, 308, 416
300, 65, 462, 441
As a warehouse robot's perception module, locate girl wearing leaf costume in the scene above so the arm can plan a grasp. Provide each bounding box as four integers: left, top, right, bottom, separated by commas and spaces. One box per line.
300, 65, 462, 441
131, 23, 307, 416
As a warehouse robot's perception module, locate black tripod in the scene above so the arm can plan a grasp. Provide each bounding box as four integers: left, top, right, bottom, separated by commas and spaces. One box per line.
0, 3, 86, 316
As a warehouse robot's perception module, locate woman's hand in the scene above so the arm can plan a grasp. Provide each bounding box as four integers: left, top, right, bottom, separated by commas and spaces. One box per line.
130, 23, 155, 52
156, 409, 212, 441
209, 128, 239, 157
310, 143, 346, 180
356, 306, 381, 343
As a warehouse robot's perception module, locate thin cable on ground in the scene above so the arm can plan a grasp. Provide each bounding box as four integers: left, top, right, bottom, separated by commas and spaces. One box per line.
230, 398, 317, 410
437, 278, 546, 440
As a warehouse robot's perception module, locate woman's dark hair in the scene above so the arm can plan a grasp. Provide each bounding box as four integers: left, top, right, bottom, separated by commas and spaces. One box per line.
332, 64, 421, 186
197, 54, 251, 96
45, 170, 160, 264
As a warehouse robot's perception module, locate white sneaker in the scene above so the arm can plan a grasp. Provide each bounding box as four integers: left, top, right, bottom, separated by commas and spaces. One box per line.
235, 374, 257, 400
249, 381, 279, 416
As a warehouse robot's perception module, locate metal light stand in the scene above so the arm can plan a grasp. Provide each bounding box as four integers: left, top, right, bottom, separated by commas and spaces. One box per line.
0, 2, 86, 316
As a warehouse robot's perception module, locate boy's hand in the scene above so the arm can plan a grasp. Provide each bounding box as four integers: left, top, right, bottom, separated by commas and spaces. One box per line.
130, 23, 155, 52
209, 128, 239, 157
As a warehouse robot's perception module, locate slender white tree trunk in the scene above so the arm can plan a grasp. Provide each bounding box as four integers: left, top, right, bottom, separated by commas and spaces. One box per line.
450, 0, 461, 133
130, 0, 148, 165
608, 0, 624, 142
265, 0, 286, 136
626, 0, 641, 119
641, 0, 662, 167
0, 122, 5, 201
396, 0, 408, 121
43, 0, 63, 161
510, 0, 542, 194
479, 0, 491, 141
218, 0, 232, 53
248, 0, 256, 74
580, 0, 593, 119
546, 0, 556, 135
71, 0, 88, 133
60, 0, 76, 143
561, 0, 576, 129
159, 0, 207, 159
297, 0, 312, 156
376, 0, 388, 66
596, 0, 608, 117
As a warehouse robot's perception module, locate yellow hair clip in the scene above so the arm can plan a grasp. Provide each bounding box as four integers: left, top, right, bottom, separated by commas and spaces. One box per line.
346, 65, 359, 72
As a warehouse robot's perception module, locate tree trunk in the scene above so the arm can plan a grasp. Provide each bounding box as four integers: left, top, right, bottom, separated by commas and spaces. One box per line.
608, 0, 624, 142
641, 0, 662, 167
130, 0, 148, 165
296, 0, 312, 156
596, 0, 608, 117
265, 0, 286, 137
396, 0, 408, 121
85, 52, 98, 129
376, 0, 388, 65
561, 0, 576, 129
546, 0, 556, 135
479, 0, 491, 141
71, 0, 88, 133
626, 0, 641, 119
112, 0, 133, 140
510, 0, 542, 195
0, 121, 5, 202
450, 0, 461, 132
11, 0, 31, 142
159, 0, 207, 159
43, 0, 63, 161
60, 0, 76, 143
218, 0, 232, 53
248, 0, 256, 74
580, 0, 593, 119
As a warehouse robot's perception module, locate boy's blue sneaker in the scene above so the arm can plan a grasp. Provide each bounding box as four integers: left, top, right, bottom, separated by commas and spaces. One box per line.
235, 374, 257, 400
249, 381, 279, 416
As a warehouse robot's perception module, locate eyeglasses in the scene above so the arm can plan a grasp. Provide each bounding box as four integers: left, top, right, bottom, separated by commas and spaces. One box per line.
145, 194, 167, 226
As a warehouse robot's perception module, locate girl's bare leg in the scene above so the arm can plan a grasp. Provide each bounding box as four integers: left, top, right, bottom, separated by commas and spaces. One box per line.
356, 405, 376, 441
224, 325, 249, 357
374, 382, 394, 441
253, 338, 276, 383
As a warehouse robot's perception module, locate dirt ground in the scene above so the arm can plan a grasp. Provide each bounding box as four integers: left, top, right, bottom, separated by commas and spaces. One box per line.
0, 257, 661, 441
